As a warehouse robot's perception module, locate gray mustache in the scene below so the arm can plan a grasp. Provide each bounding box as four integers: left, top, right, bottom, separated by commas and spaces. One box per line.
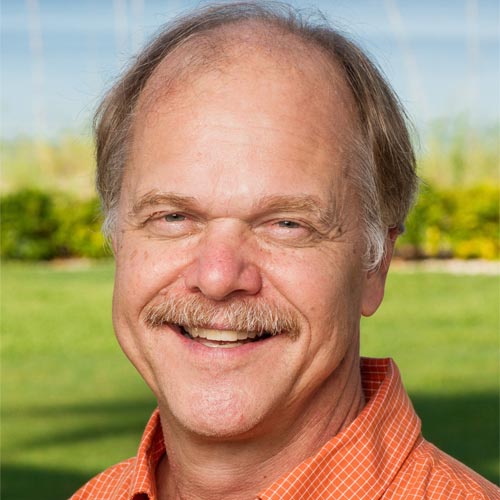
143, 295, 301, 337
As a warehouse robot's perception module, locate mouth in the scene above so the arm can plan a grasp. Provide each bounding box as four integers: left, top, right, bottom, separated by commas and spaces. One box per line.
175, 324, 273, 348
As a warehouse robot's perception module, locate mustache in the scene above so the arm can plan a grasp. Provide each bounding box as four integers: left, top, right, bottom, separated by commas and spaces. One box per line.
143, 295, 301, 337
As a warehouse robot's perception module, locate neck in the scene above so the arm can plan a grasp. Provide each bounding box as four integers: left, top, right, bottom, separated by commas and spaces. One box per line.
156, 351, 364, 500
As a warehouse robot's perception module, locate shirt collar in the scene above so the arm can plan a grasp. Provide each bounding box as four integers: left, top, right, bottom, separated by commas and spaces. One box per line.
258, 358, 422, 499
128, 407, 165, 499
127, 358, 421, 500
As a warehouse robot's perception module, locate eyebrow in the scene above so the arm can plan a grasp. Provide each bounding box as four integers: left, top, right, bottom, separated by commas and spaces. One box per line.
129, 191, 198, 218
129, 190, 338, 227
253, 194, 337, 227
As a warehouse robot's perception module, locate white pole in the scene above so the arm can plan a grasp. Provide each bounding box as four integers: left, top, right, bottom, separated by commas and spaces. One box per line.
384, 0, 428, 124
26, 0, 46, 140
113, 0, 130, 67
131, 0, 145, 53
465, 0, 479, 127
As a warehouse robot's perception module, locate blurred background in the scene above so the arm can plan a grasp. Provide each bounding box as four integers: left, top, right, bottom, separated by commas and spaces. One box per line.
2, 0, 499, 137
2, 0, 499, 259
1, 1, 499, 498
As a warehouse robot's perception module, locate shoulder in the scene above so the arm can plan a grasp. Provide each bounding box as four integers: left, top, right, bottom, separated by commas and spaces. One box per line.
387, 438, 500, 499
69, 457, 136, 500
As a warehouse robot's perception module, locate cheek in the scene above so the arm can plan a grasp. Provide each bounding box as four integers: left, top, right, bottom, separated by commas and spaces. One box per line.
115, 244, 153, 312
112, 239, 189, 390
264, 245, 363, 323
114, 237, 192, 313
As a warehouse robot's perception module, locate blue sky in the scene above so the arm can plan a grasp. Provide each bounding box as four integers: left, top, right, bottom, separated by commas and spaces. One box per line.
1, 0, 499, 139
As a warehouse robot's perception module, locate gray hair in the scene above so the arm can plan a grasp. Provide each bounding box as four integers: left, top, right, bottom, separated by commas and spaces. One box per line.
94, 1, 418, 269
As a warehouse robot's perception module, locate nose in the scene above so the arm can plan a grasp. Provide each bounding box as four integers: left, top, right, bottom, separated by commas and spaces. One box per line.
183, 222, 262, 301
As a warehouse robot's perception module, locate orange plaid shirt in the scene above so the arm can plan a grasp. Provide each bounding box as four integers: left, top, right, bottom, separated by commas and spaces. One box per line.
71, 358, 499, 499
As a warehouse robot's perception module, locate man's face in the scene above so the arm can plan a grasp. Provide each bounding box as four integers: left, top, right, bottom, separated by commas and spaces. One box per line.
112, 50, 385, 439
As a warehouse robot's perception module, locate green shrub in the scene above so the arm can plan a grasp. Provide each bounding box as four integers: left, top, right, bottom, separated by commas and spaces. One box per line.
53, 197, 110, 259
397, 183, 499, 260
1, 189, 110, 260
1, 189, 60, 260
1, 185, 498, 261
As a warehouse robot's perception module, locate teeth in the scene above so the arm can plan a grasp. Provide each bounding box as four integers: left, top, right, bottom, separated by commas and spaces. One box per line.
186, 327, 261, 342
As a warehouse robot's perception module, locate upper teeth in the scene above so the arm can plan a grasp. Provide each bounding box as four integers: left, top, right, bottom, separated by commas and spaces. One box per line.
185, 327, 260, 341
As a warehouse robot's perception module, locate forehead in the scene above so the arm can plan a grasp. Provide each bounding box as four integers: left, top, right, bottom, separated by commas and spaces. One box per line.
134, 22, 359, 140
124, 23, 361, 212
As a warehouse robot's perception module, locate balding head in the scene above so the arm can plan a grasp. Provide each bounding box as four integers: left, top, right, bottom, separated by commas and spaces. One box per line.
95, 1, 417, 269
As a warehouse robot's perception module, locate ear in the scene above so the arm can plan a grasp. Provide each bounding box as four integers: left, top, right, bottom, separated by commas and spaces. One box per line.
361, 228, 398, 317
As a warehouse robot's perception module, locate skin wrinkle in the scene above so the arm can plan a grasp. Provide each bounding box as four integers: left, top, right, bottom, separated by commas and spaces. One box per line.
81, 7, 422, 499
128, 191, 344, 239
124, 58, 356, 252
97, 10, 417, 269
111, 22, 394, 499
128, 21, 358, 171
158, 336, 363, 500
150, 250, 365, 498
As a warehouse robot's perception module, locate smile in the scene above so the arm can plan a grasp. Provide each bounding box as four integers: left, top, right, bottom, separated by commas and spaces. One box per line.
178, 325, 273, 348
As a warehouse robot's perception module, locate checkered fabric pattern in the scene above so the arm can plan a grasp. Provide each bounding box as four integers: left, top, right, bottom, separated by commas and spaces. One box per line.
70, 358, 499, 499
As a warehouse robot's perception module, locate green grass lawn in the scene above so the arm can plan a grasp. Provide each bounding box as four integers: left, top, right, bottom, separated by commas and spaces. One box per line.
1, 261, 499, 499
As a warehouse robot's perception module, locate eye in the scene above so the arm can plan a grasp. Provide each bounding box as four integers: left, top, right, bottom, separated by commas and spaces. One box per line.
144, 211, 200, 238
255, 218, 316, 246
164, 213, 186, 222
276, 220, 301, 229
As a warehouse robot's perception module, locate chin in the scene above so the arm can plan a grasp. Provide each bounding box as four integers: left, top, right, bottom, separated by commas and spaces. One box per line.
159, 384, 271, 441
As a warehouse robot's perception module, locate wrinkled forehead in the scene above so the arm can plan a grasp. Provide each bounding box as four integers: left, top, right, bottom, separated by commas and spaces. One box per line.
133, 21, 360, 139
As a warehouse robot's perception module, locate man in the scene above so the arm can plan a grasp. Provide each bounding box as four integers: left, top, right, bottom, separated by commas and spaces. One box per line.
72, 2, 499, 499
